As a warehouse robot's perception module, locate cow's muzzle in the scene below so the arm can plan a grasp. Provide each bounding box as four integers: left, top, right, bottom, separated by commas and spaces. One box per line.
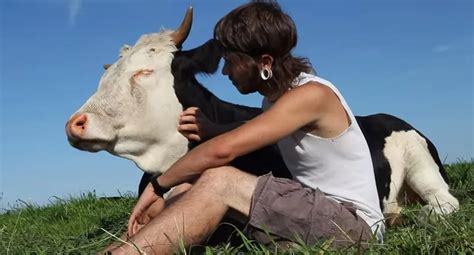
66, 113, 110, 152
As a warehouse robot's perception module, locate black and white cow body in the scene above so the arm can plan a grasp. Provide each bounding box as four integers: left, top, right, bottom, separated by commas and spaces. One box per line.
138, 39, 458, 219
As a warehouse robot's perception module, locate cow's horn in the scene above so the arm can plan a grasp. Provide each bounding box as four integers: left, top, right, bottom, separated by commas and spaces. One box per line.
103, 64, 111, 70
171, 6, 193, 47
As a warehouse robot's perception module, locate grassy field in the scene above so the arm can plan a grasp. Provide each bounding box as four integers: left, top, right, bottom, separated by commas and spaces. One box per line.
1, 161, 472, 254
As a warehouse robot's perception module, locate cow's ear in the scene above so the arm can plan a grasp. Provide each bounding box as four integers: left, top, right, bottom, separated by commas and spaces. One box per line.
103, 64, 111, 70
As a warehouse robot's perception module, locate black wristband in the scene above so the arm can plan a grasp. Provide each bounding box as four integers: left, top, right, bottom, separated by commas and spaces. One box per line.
150, 174, 171, 197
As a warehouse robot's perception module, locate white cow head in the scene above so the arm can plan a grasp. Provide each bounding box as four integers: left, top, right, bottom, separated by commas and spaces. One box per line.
66, 8, 194, 174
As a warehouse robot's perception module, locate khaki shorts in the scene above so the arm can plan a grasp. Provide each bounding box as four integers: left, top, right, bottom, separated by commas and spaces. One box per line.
245, 174, 372, 248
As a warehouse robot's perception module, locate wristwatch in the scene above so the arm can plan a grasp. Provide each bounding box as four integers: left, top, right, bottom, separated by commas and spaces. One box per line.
150, 174, 171, 197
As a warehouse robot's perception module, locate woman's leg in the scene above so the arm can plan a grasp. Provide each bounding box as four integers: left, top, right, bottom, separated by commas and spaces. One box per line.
111, 166, 258, 254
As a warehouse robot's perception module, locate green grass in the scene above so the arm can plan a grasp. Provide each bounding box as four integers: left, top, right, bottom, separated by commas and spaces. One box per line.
0, 193, 136, 253
1, 161, 473, 254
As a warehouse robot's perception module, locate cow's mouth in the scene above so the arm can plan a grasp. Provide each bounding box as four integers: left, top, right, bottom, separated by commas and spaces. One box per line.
68, 138, 111, 152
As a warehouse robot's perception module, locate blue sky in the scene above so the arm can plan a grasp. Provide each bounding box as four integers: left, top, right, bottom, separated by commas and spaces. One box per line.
1, 0, 472, 209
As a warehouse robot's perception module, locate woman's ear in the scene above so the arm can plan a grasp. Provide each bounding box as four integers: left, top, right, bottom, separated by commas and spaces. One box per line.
259, 54, 274, 69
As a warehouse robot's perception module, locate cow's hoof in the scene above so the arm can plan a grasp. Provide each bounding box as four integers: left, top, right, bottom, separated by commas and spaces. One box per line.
417, 205, 448, 224
384, 213, 404, 227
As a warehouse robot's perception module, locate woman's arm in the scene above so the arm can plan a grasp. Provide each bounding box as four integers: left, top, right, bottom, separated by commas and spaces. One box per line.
159, 82, 333, 188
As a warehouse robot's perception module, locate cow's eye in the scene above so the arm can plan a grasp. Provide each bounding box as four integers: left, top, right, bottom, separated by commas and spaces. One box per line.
149, 48, 156, 52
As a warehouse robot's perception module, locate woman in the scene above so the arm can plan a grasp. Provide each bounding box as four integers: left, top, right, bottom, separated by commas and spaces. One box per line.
113, 1, 384, 253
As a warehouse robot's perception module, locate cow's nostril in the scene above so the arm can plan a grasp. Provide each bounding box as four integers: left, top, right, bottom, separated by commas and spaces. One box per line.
74, 115, 87, 128
67, 114, 88, 139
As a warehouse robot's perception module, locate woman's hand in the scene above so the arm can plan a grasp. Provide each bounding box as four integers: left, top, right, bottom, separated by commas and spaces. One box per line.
178, 107, 216, 141
127, 184, 165, 236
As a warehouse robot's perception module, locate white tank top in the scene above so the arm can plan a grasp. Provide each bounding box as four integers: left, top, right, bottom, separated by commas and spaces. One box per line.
262, 72, 385, 240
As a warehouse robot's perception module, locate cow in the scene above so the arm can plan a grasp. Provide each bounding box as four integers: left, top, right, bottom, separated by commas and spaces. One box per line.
65, 7, 458, 231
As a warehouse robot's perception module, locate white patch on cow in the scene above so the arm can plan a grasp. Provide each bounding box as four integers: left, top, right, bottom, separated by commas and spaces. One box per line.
382, 130, 459, 216
70, 30, 189, 174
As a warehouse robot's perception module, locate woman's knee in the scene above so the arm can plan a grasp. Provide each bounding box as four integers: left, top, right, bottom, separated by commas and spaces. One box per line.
198, 165, 235, 182
196, 166, 244, 192
196, 166, 257, 215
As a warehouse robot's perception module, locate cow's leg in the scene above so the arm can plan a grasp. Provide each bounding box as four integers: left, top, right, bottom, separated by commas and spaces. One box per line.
386, 130, 459, 218
402, 134, 459, 215
382, 142, 406, 226
111, 166, 257, 254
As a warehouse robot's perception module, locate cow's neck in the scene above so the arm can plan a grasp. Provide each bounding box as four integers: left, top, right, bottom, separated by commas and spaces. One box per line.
174, 77, 215, 119
173, 76, 261, 125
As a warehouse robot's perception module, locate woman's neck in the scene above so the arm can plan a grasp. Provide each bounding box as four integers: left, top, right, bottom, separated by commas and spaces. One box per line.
258, 82, 285, 102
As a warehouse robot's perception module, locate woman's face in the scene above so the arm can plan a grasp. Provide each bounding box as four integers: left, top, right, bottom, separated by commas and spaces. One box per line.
222, 52, 261, 95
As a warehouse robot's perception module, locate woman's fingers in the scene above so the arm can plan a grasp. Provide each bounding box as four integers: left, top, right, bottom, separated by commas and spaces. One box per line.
127, 184, 159, 236
128, 208, 145, 236
181, 106, 199, 116
127, 210, 149, 236
187, 133, 201, 141
128, 214, 137, 236
128, 185, 168, 236
180, 131, 201, 141
128, 210, 148, 236
133, 223, 144, 236
178, 123, 199, 132
179, 115, 197, 124
133, 221, 138, 236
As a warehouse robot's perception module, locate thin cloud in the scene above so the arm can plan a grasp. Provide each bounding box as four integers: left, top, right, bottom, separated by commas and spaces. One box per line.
68, 0, 82, 27
433, 44, 453, 53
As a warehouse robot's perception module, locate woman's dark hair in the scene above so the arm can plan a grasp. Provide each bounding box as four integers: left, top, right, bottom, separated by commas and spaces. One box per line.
214, 0, 313, 92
